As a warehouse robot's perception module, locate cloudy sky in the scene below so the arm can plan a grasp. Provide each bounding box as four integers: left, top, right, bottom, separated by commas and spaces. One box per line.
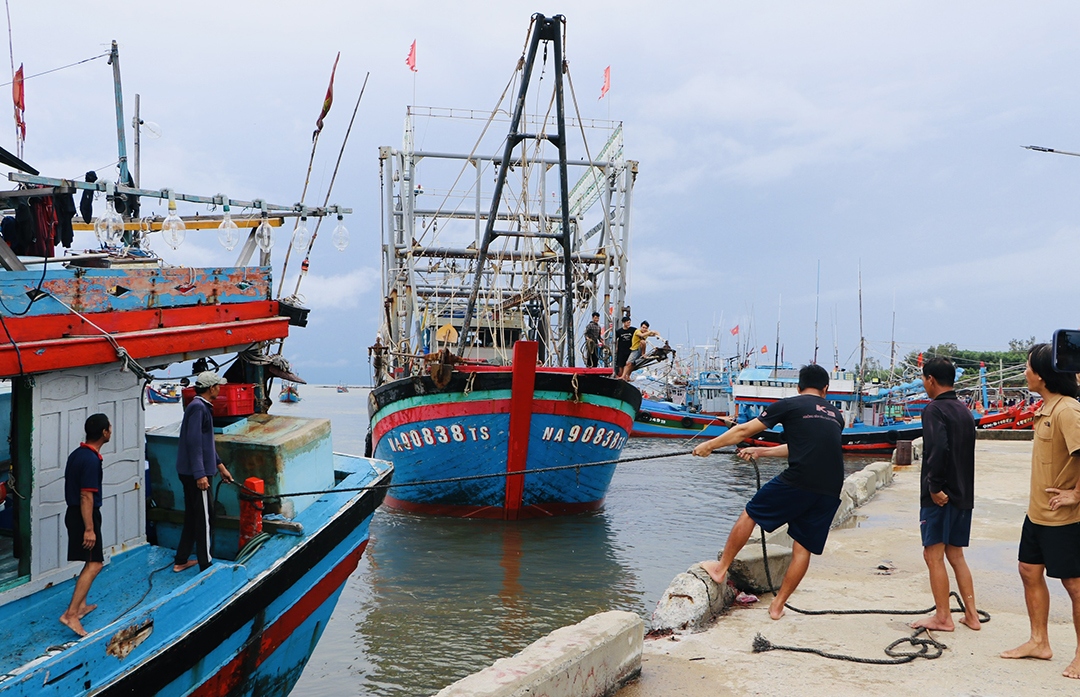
7, 1, 1080, 383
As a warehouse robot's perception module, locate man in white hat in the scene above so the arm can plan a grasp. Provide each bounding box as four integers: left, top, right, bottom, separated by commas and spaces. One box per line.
173, 371, 234, 573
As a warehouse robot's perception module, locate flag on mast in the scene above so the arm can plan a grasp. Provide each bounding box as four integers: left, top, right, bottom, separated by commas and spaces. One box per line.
598, 66, 610, 100
730, 325, 739, 336
406, 40, 418, 73
12, 64, 25, 141
761, 344, 768, 354
313, 52, 340, 140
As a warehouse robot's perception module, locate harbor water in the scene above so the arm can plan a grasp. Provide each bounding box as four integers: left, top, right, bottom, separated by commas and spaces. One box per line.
146, 386, 875, 696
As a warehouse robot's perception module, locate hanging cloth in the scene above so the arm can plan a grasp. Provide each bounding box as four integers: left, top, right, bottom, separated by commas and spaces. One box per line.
79, 170, 97, 224
53, 193, 76, 248
13, 201, 33, 255
30, 196, 56, 258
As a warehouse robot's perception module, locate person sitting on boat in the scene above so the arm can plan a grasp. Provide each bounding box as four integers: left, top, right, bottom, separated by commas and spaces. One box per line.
173, 371, 234, 573
369, 334, 387, 386
614, 316, 635, 379
691, 364, 844, 620
59, 413, 112, 637
584, 311, 601, 368
620, 320, 660, 380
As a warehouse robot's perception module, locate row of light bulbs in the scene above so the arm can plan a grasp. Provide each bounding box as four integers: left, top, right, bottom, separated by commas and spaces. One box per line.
93, 194, 350, 254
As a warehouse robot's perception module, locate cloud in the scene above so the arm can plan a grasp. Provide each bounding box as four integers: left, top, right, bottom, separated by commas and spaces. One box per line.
281, 268, 381, 310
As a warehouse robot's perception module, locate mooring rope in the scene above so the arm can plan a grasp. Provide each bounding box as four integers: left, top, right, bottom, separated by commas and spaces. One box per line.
745, 456, 990, 664
226, 448, 707, 501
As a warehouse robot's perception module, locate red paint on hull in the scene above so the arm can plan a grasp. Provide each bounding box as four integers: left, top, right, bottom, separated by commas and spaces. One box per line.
505, 341, 539, 520
383, 495, 605, 519
189, 539, 368, 697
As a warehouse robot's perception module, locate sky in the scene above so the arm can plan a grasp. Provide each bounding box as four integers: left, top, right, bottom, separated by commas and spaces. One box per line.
6, 1, 1080, 384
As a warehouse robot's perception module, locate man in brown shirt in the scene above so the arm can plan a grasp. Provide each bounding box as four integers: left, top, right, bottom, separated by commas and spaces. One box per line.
1001, 343, 1080, 679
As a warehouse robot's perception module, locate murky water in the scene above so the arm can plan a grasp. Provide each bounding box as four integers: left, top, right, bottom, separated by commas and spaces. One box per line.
147, 387, 875, 696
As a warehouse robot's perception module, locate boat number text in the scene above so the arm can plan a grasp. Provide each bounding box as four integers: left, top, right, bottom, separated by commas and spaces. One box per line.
541, 424, 625, 449
386, 425, 491, 452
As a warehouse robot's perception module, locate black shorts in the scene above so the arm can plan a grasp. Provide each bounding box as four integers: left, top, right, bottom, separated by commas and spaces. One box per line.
66, 506, 104, 564
1018, 516, 1080, 579
745, 476, 841, 555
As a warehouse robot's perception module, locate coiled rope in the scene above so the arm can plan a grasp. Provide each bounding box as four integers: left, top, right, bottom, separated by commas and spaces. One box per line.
744, 456, 990, 664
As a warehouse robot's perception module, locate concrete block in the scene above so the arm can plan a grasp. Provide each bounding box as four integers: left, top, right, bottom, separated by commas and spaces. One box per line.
730, 542, 791, 595
748, 524, 793, 550
866, 461, 893, 488
831, 491, 856, 528
911, 437, 923, 461
843, 471, 876, 506
651, 564, 734, 633
436, 610, 643, 697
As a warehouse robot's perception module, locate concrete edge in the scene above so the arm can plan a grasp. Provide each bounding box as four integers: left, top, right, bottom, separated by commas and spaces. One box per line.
435, 610, 644, 697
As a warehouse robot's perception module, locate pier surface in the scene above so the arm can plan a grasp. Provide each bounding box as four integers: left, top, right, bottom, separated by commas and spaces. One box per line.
619, 440, 1080, 696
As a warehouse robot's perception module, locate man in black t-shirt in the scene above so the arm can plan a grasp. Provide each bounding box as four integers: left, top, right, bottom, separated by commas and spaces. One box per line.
692, 364, 844, 619
613, 317, 635, 378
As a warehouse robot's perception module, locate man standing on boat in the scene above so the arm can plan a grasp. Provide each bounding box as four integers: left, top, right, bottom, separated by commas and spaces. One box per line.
614, 316, 635, 379
912, 357, 981, 632
691, 364, 844, 620
59, 413, 111, 637
620, 320, 660, 380
174, 371, 234, 573
584, 311, 601, 368
1001, 343, 1080, 679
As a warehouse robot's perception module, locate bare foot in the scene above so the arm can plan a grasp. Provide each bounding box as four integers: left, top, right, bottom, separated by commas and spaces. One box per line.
1064, 654, 1080, 679
1001, 640, 1053, 660
911, 615, 955, 632
959, 613, 981, 631
59, 612, 88, 637
76, 603, 97, 620
768, 598, 786, 620
699, 560, 726, 586
173, 560, 198, 573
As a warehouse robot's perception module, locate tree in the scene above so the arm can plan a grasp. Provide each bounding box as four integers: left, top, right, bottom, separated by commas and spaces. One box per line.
1008, 336, 1036, 353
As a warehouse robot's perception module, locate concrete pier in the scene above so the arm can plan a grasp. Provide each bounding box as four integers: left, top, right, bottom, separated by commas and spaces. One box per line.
619, 441, 1080, 696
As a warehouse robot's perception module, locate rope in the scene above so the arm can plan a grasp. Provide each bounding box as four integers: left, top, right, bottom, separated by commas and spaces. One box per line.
227, 448, 701, 501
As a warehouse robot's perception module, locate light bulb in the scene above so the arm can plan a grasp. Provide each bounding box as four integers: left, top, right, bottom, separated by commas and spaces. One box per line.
255, 215, 274, 251
161, 198, 186, 249
332, 215, 349, 251
94, 199, 124, 246
290, 216, 310, 253
217, 204, 239, 251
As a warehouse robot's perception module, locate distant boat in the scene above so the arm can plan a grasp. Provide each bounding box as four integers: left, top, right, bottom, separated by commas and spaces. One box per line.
631, 398, 731, 439
280, 382, 301, 403
145, 383, 180, 404
337, 383, 350, 393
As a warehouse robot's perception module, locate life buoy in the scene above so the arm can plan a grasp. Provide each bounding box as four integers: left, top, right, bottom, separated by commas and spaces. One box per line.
636, 411, 652, 422
887, 429, 899, 445
680, 416, 694, 429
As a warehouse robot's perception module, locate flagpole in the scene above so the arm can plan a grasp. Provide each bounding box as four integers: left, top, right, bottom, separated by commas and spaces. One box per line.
4, 0, 17, 158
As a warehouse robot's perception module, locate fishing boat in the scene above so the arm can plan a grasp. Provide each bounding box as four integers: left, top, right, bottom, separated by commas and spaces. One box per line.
279, 381, 301, 403
0, 42, 389, 696
336, 383, 349, 394
369, 14, 642, 519
145, 382, 181, 404
631, 398, 731, 439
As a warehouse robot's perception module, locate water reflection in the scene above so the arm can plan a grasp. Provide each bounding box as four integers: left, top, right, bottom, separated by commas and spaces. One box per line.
358, 510, 642, 695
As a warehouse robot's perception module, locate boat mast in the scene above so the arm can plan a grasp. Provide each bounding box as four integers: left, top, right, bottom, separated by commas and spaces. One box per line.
456, 14, 576, 365
813, 260, 820, 364
857, 262, 865, 419
108, 41, 131, 187
773, 293, 780, 375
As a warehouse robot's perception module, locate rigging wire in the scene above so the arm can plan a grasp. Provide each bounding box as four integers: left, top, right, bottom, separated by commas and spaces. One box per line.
0, 51, 110, 88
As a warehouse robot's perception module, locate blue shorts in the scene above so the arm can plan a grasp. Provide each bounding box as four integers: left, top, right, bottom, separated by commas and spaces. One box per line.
919, 504, 972, 547
745, 476, 841, 555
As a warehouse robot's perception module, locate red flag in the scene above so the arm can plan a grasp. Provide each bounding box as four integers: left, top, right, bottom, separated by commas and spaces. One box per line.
406, 40, 417, 73
313, 53, 340, 140
12, 64, 24, 140
598, 66, 610, 100
761, 344, 768, 354
918, 352, 923, 366
730, 325, 739, 336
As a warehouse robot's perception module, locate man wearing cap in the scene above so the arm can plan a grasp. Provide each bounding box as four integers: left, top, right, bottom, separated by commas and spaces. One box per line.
584, 312, 601, 368
174, 371, 234, 573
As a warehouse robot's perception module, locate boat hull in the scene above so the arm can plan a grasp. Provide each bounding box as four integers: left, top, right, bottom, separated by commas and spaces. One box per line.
631, 399, 730, 439
369, 346, 641, 519
748, 421, 924, 455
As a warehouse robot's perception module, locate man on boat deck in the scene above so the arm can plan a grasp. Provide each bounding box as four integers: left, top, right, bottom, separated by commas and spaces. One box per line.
692, 364, 844, 620
620, 320, 660, 380
584, 311, 601, 368
59, 413, 112, 637
1001, 343, 1080, 679
174, 371, 234, 573
614, 316, 635, 379
912, 357, 981, 632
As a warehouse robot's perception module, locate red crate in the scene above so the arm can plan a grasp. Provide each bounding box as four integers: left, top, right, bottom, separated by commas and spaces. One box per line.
180, 383, 256, 417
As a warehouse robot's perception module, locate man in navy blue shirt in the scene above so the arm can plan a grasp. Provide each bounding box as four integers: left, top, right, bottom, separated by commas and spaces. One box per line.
59, 413, 111, 637
693, 364, 845, 619
173, 371, 234, 573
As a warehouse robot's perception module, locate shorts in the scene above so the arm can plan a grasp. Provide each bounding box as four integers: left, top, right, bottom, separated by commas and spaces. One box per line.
745, 476, 841, 555
1018, 515, 1080, 579
626, 349, 641, 366
920, 504, 972, 547
66, 505, 104, 563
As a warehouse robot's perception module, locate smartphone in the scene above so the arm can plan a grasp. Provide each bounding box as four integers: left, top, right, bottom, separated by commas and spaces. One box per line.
1052, 329, 1080, 372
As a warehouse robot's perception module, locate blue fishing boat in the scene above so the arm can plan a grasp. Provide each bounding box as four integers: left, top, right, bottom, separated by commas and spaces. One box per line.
371, 15, 640, 519
631, 398, 731, 439
279, 381, 301, 403
0, 41, 387, 696
146, 383, 181, 404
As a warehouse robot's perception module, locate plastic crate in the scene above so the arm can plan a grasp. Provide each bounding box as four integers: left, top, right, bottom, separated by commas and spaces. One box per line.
180, 383, 256, 417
